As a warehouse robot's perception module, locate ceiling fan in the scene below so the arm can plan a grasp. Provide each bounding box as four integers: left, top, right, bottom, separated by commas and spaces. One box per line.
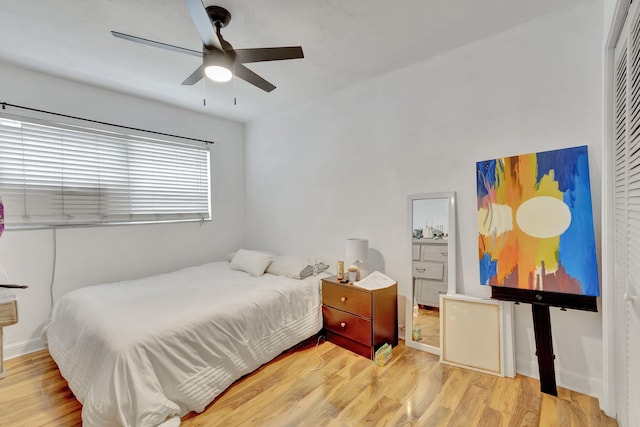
111, 0, 304, 92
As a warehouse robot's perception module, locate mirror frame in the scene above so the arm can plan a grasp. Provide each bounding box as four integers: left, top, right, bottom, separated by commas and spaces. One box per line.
405, 191, 457, 355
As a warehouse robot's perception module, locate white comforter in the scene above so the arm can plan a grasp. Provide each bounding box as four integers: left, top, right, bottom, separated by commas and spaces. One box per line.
44, 262, 323, 427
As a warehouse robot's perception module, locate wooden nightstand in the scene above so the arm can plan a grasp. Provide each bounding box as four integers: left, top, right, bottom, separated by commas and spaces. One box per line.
0, 300, 17, 378
321, 276, 398, 360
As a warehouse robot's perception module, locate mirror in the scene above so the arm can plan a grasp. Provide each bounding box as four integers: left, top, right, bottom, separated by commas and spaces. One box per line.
406, 192, 456, 355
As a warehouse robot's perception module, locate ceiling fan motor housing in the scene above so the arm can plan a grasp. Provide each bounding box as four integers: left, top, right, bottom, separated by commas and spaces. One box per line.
206, 6, 231, 28
111, 1, 303, 92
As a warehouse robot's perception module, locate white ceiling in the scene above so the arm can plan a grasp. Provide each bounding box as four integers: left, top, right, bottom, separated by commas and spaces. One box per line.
0, 0, 587, 123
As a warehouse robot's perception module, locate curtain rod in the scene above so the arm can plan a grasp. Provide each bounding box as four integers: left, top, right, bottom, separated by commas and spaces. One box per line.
1, 102, 214, 145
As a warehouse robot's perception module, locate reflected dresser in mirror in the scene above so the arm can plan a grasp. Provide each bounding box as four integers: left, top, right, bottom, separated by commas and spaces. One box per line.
412, 239, 448, 308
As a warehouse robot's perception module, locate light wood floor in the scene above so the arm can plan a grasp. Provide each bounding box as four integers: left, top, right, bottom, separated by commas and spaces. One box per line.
0, 339, 617, 426
412, 306, 440, 347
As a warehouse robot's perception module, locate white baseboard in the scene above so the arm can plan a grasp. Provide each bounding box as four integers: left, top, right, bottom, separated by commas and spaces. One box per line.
4, 338, 46, 360
516, 358, 603, 400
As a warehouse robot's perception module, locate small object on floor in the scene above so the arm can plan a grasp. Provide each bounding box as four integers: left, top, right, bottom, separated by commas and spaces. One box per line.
374, 343, 392, 366
412, 327, 422, 341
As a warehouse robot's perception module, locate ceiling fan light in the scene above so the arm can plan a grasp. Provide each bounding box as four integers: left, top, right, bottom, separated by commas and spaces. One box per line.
204, 65, 232, 82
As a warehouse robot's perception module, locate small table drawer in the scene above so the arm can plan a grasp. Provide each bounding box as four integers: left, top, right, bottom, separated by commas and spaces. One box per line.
413, 261, 444, 280
0, 300, 17, 326
421, 245, 448, 262
322, 306, 372, 346
421, 282, 448, 306
0, 300, 18, 380
322, 282, 372, 318
412, 244, 421, 261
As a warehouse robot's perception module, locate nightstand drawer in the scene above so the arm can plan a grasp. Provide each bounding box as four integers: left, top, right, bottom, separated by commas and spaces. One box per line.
413, 261, 444, 280
322, 283, 371, 318
325, 331, 373, 359
322, 306, 372, 346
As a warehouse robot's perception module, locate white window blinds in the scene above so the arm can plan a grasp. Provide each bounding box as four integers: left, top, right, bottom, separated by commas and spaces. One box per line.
0, 114, 211, 228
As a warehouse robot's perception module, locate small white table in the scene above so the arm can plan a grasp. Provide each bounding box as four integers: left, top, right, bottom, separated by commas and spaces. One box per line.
0, 300, 17, 378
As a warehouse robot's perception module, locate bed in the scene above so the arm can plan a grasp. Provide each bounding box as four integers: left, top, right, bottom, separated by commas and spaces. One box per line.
43, 259, 327, 426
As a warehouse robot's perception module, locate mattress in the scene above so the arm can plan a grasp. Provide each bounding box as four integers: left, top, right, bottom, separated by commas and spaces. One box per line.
43, 261, 324, 426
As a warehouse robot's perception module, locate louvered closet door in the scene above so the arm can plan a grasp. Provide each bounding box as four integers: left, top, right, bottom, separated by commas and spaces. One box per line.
614, 2, 640, 426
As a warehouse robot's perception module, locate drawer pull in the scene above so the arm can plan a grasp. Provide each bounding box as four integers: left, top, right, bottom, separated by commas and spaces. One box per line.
416, 268, 426, 273
441, 252, 448, 257
340, 322, 346, 328
340, 297, 347, 302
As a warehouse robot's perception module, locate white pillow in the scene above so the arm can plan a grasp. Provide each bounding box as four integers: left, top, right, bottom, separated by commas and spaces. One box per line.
230, 249, 273, 277
266, 255, 310, 279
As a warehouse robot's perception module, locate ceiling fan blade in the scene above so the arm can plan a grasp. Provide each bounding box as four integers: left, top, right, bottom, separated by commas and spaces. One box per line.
111, 31, 202, 58
182, 65, 205, 85
234, 64, 276, 92
184, 0, 223, 51
234, 47, 304, 64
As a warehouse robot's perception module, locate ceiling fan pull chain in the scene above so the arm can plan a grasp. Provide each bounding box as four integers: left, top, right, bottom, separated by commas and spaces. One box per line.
234, 68, 237, 106
203, 75, 207, 106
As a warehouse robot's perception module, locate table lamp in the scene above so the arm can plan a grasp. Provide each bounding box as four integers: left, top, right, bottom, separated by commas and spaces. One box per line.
346, 238, 369, 280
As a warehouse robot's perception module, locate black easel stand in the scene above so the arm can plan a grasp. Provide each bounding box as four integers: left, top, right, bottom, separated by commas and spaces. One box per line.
492, 287, 598, 397
531, 304, 557, 396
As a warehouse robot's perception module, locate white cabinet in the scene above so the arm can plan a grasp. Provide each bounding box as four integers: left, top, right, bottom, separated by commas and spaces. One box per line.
412, 239, 448, 307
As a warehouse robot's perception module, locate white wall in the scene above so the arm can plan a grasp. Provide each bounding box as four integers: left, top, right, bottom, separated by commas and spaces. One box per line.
604, 0, 626, 41
0, 61, 246, 357
245, 1, 605, 398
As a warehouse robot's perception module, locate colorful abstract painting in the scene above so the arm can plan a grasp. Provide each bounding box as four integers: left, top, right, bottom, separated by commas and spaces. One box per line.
477, 146, 599, 297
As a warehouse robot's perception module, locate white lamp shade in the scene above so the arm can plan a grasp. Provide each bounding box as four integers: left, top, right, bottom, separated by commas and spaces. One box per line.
346, 238, 368, 264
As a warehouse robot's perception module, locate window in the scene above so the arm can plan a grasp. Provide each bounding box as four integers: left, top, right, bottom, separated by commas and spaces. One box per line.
0, 114, 211, 228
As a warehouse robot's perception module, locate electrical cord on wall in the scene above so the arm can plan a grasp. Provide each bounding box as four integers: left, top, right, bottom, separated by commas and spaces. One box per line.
48, 227, 57, 318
